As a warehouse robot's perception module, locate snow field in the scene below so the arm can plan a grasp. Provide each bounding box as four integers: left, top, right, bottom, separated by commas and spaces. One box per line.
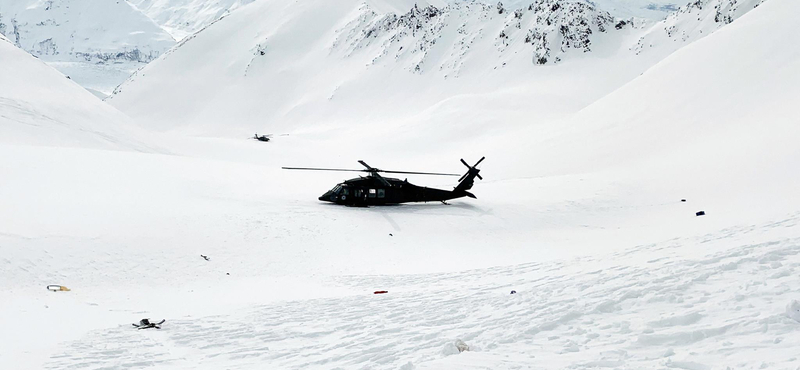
2, 122, 798, 369
33, 218, 800, 369
2, 0, 800, 369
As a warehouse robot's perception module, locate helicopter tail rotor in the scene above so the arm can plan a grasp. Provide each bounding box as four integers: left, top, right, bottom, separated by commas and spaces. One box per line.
455, 157, 484, 192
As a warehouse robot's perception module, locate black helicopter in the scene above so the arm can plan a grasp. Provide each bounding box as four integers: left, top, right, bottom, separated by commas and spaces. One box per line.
283, 157, 484, 206
253, 133, 272, 142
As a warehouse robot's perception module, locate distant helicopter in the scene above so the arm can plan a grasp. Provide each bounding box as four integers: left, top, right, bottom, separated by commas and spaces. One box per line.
282, 157, 484, 206
253, 133, 272, 142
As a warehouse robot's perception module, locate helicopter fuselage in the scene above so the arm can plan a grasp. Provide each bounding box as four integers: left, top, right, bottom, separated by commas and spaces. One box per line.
319, 176, 473, 206
284, 157, 484, 206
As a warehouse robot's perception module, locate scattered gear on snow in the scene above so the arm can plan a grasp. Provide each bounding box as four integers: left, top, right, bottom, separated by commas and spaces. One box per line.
133, 318, 165, 330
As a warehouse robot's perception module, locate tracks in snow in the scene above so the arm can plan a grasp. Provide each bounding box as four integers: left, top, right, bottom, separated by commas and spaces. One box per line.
45, 218, 800, 369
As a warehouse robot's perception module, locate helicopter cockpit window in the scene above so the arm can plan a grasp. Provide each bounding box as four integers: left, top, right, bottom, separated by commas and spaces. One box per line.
377, 189, 385, 198
341, 187, 349, 195
331, 185, 342, 194
368, 189, 377, 198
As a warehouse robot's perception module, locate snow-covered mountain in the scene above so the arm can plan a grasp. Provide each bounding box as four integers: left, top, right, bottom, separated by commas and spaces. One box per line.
633, 0, 767, 55
107, 0, 637, 134
502, 0, 682, 18
126, 0, 257, 41
108, 0, 764, 137
583, 0, 680, 18
337, 0, 629, 70
0, 0, 175, 96
0, 34, 156, 151
501, 0, 800, 202
128, 0, 682, 43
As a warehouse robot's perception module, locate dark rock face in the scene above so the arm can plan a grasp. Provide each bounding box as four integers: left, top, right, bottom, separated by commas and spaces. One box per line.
74, 49, 162, 64
518, 0, 618, 64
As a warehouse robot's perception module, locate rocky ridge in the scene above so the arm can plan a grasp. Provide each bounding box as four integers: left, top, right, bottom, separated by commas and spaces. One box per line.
332, 0, 640, 77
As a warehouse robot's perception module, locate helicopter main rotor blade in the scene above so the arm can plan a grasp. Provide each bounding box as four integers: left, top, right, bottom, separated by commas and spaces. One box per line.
282, 167, 367, 172
283, 164, 459, 176
381, 170, 460, 176
359, 160, 458, 176
358, 160, 375, 171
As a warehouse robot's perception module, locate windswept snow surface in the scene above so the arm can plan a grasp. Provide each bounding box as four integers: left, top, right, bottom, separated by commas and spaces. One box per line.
3, 0, 800, 369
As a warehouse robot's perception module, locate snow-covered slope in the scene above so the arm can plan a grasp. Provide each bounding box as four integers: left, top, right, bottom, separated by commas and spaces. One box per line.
126, 0, 258, 41
496, 0, 800, 224
0, 0, 175, 96
633, 0, 767, 56
108, 0, 765, 137
108, 0, 650, 134
0, 35, 157, 151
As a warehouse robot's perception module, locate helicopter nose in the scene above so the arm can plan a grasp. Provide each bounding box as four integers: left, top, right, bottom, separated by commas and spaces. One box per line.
319, 191, 333, 202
